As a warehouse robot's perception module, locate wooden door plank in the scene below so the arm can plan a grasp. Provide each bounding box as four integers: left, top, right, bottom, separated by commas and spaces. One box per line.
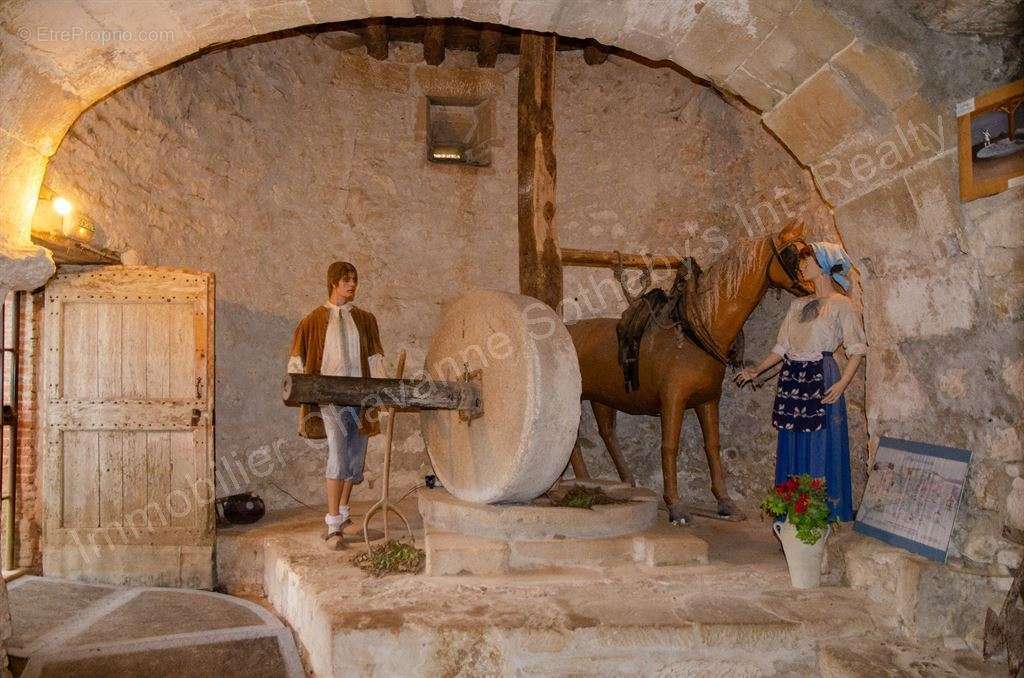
62, 431, 99, 528
146, 304, 171, 399
98, 431, 123, 527
169, 431, 196, 527
122, 431, 148, 518
62, 302, 99, 399
122, 304, 148, 399
146, 431, 171, 527
168, 304, 195, 400
97, 304, 124, 398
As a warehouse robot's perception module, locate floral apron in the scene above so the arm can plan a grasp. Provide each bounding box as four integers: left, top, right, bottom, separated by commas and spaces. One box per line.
771, 353, 829, 433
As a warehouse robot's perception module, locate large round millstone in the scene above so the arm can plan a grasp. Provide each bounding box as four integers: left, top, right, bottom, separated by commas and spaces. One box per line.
420, 289, 581, 503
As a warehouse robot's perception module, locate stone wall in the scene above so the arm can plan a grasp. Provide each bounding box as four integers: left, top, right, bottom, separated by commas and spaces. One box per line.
41, 32, 854, 514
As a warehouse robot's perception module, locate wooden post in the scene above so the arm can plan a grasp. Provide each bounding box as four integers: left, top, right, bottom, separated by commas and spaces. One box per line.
518, 33, 587, 478
517, 32, 561, 311
363, 19, 389, 60
477, 28, 502, 67
423, 20, 446, 66
560, 248, 683, 270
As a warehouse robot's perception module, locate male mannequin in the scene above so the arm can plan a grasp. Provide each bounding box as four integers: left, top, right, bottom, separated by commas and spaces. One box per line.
288, 261, 385, 542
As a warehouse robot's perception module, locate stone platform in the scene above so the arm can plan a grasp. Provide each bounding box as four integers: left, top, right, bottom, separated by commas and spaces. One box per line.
419, 481, 708, 575
217, 498, 1005, 676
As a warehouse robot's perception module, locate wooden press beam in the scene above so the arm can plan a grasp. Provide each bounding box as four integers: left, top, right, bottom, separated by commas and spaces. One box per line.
477, 27, 502, 67
283, 373, 481, 416
517, 32, 561, 310
363, 19, 389, 60
560, 248, 683, 269
423, 20, 446, 65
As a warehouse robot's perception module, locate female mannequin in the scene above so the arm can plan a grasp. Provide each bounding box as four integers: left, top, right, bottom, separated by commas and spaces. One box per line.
735, 242, 866, 521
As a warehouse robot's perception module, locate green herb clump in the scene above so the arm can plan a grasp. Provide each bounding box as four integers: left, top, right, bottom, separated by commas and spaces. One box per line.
551, 484, 629, 510
352, 540, 424, 577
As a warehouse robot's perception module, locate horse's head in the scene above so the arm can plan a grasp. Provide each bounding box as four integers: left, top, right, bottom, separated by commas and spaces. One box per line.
767, 220, 814, 297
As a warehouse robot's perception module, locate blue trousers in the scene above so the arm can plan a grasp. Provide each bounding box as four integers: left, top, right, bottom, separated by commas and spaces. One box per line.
321, 404, 368, 483
775, 354, 854, 521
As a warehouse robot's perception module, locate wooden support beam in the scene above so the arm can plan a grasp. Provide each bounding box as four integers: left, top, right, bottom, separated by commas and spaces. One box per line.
363, 19, 389, 60
517, 32, 561, 310
423, 20, 446, 65
583, 41, 608, 65
477, 27, 502, 67
560, 248, 682, 269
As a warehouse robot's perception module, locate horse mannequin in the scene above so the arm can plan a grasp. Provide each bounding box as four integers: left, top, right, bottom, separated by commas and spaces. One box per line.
568, 222, 811, 524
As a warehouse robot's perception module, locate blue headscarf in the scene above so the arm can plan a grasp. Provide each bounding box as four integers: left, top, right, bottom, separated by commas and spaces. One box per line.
810, 242, 852, 292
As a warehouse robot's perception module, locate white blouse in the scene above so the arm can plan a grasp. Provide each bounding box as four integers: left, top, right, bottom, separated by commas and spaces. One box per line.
771, 295, 867, 361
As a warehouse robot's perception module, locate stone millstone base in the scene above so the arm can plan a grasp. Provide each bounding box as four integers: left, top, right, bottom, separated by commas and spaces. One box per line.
419, 481, 709, 575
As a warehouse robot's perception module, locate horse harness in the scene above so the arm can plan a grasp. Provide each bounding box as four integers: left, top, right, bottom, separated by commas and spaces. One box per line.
615, 236, 807, 391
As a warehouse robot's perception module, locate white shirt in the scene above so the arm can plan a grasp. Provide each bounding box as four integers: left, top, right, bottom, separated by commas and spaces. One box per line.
321, 301, 362, 377
287, 302, 385, 378
772, 295, 867, 361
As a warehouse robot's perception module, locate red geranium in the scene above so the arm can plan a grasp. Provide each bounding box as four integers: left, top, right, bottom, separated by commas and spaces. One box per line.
761, 474, 834, 545
795, 494, 809, 514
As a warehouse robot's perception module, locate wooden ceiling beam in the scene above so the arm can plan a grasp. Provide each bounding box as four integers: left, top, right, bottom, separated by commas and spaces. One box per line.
583, 40, 608, 65
477, 27, 502, 67
423, 20, 446, 65
363, 18, 389, 60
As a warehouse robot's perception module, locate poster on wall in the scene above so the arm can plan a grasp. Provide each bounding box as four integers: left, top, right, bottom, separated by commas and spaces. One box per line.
957, 78, 1024, 202
855, 436, 971, 562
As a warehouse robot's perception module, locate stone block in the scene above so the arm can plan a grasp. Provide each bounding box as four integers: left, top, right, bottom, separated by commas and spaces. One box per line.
763, 65, 878, 166
244, 0, 315, 34
331, 51, 411, 92
671, 0, 799, 84
424, 530, 509, 576
550, 0, 627, 43
904, 152, 966, 250
1007, 477, 1024, 531
306, 0, 372, 23
504, 0, 564, 33
509, 536, 632, 569
835, 177, 924, 268
457, 0, 503, 24
633, 526, 709, 566
0, 39, 86, 156
363, 0, 417, 19
42, 544, 214, 588
831, 39, 919, 110
969, 185, 1024, 249
741, 1, 853, 95
0, 136, 49, 241
678, 594, 802, 647
894, 94, 954, 154
167, 0, 258, 49
723, 66, 785, 112
811, 121, 922, 205
878, 260, 979, 340
614, 0, 702, 61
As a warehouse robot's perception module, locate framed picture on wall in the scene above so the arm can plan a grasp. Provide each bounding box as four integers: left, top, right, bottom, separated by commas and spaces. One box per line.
957, 79, 1024, 202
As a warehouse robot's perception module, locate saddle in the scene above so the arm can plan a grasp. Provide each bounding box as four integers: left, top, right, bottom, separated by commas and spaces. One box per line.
616, 259, 742, 392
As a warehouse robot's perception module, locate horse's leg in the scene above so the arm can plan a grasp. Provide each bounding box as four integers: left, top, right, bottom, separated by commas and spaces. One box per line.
660, 398, 690, 524
592, 403, 635, 486
695, 399, 747, 520
569, 437, 591, 480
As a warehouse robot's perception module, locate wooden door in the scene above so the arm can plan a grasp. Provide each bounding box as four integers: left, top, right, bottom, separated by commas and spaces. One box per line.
42, 266, 215, 588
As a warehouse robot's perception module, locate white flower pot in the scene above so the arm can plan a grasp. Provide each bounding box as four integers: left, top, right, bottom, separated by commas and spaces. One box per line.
773, 520, 830, 589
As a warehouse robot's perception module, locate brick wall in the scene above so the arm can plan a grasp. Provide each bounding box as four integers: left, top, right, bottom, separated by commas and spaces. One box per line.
3, 291, 43, 569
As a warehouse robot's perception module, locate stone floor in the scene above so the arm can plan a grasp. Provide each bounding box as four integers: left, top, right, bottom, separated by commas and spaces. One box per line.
6, 575, 304, 677
219, 499, 1007, 677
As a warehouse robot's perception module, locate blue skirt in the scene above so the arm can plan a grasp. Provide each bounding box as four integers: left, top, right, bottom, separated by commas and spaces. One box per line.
775, 353, 854, 521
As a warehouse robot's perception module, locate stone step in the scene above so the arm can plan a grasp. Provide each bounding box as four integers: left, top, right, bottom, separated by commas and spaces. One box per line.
260, 530, 884, 677
817, 637, 1006, 677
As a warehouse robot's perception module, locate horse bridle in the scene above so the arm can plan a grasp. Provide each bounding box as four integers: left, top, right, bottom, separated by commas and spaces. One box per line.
769, 236, 813, 296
